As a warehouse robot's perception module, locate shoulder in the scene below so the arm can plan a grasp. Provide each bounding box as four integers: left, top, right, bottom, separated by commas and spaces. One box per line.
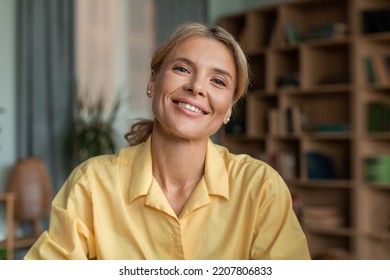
69, 143, 143, 185
77, 143, 142, 172
214, 143, 278, 182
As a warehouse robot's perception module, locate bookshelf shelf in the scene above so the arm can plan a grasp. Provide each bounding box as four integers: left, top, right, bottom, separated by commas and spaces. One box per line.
365, 183, 390, 191
303, 132, 352, 140
218, 0, 390, 259
365, 132, 390, 140
305, 226, 357, 237
361, 32, 390, 42
289, 179, 352, 189
302, 36, 351, 47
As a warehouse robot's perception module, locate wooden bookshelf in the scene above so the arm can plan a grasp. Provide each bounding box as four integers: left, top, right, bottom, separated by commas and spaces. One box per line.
218, 0, 390, 259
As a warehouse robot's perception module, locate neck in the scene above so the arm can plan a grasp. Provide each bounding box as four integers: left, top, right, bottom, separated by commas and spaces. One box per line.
151, 131, 207, 189
150, 126, 208, 216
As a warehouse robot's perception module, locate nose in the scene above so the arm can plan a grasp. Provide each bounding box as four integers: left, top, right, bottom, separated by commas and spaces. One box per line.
184, 73, 206, 97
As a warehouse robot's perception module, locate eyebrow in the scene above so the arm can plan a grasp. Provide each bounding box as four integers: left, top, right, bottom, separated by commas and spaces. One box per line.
171, 57, 234, 83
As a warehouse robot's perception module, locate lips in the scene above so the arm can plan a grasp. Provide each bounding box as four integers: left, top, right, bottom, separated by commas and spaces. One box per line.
173, 99, 209, 115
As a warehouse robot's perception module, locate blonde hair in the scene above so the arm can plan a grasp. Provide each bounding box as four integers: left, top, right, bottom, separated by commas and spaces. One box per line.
125, 22, 250, 146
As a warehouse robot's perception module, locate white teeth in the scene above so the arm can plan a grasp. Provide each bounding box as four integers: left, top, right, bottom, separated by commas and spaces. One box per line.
178, 102, 203, 114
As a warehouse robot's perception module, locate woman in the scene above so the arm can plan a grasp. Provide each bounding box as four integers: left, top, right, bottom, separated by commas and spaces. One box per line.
25, 22, 310, 260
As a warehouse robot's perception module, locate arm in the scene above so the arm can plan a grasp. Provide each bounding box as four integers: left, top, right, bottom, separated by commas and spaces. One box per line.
24, 167, 96, 260
250, 173, 311, 260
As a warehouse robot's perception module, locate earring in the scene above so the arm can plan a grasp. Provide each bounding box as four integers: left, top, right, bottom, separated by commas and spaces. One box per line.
147, 89, 151, 95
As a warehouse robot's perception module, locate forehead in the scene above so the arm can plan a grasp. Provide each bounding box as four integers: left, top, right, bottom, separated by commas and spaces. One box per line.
166, 36, 236, 75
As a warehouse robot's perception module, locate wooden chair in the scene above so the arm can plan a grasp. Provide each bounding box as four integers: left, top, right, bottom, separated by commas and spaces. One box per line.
0, 158, 52, 259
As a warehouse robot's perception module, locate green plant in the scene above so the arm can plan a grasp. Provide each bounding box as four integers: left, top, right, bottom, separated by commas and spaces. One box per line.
70, 95, 119, 167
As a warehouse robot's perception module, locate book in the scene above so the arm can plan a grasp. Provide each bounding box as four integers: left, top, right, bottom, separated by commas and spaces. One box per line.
305, 151, 336, 179
364, 56, 377, 83
285, 106, 303, 135
268, 109, 280, 136
364, 156, 390, 184
366, 102, 390, 132
285, 23, 301, 45
363, 9, 390, 34
372, 55, 390, 84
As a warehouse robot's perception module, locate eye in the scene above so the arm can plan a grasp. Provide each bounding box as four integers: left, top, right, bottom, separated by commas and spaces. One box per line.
211, 78, 227, 87
173, 66, 190, 74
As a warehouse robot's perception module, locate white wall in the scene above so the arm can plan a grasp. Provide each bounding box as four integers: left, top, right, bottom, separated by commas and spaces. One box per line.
0, 0, 17, 241
0, 0, 17, 192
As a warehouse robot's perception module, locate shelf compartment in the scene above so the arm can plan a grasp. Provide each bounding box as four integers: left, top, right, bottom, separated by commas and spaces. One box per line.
217, 13, 246, 41
268, 48, 300, 91
278, 0, 349, 47
356, 182, 390, 259
246, 93, 278, 137
248, 53, 266, 91
357, 40, 390, 87
280, 92, 351, 134
301, 42, 351, 88
357, 0, 390, 36
266, 138, 300, 181
242, 7, 278, 51
306, 233, 353, 260
362, 234, 390, 259
303, 139, 351, 180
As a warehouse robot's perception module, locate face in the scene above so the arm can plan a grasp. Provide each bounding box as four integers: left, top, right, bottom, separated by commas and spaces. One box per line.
148, 36, 236, 141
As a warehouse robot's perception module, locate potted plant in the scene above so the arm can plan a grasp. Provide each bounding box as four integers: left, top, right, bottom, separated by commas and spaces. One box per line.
69, 95, 119, 167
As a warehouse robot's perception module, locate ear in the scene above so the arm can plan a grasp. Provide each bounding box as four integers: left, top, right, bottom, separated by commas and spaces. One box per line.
147, 71, 156, 98
223, 105, 233, 124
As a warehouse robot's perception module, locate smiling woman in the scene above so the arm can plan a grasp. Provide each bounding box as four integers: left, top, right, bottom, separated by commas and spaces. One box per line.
24, 22, 311, 260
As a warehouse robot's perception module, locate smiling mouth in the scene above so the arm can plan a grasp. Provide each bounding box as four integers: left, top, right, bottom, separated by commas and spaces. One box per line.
174, 101, 209, 114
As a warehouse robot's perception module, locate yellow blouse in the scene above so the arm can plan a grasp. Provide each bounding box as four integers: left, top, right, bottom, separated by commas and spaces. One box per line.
25, 137, 310, 260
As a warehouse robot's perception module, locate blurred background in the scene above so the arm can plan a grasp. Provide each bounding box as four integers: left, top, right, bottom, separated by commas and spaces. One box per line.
1, 0, 389, 260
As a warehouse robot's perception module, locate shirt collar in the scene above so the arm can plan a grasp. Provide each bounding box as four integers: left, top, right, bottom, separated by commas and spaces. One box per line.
204, 138, 229, 199
124, 136, 230, 204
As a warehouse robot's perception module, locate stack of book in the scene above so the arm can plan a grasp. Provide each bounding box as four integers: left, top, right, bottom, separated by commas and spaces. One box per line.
303, 206, 344, 228
306, 22, 347, 40
363, 55, 390, 84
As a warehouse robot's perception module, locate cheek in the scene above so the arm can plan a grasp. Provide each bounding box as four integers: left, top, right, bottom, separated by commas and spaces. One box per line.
210, 93, 234, 115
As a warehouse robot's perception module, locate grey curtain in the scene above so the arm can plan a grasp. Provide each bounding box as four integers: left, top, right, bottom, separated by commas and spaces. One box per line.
17, 0, 75, 193
154, 0, 209, 45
